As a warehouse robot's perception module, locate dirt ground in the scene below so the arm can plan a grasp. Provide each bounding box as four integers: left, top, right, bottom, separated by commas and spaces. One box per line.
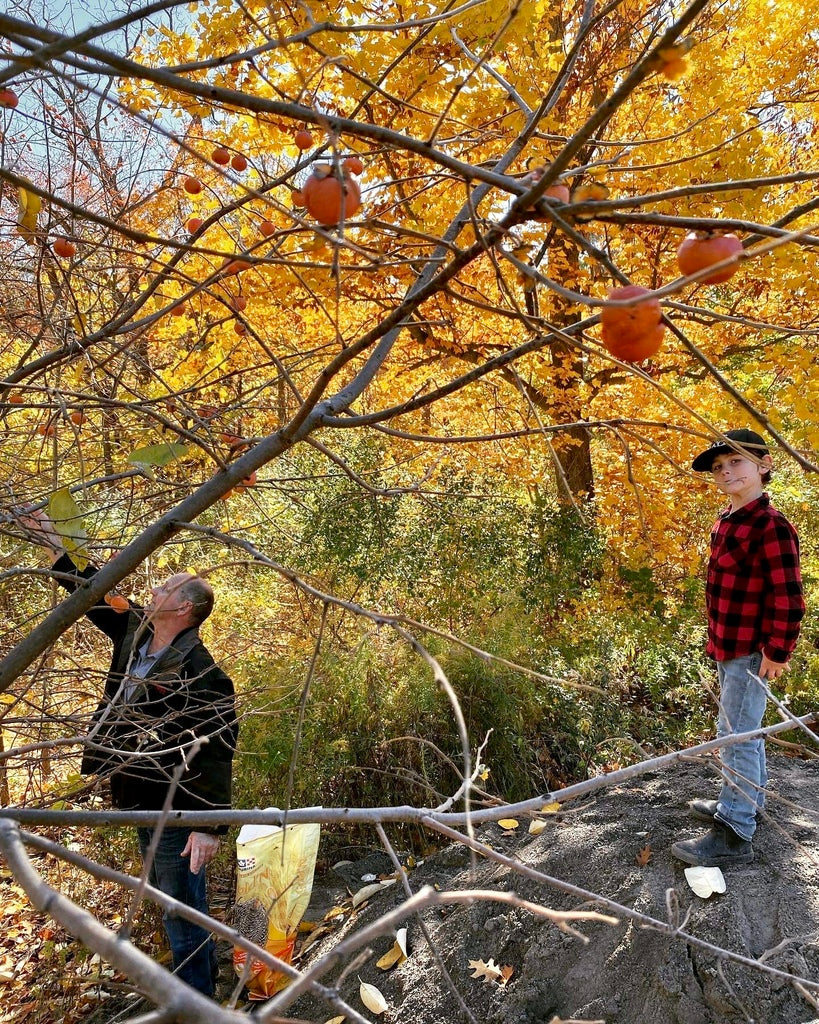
287, 752, 819, 1024
51, 751, 819, 1024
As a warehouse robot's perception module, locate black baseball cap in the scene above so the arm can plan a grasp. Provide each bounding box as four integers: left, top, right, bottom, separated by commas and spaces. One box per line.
691, 429, 769, 472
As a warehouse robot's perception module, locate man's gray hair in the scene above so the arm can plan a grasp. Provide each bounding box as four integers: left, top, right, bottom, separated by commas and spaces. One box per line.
179, 575, 214, 625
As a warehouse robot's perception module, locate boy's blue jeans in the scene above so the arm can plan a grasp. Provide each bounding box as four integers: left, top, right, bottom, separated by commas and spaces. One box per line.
137, 827, 217, 996
714, 651, 767, 842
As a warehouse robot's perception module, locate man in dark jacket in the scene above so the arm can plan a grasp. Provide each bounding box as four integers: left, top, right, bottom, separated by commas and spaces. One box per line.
22, 509, 237, 997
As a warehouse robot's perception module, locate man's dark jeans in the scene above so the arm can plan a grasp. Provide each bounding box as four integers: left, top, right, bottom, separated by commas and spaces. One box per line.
137, 826, 217, 996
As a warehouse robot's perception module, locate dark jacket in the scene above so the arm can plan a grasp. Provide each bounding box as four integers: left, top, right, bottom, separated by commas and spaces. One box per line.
53, 554, 237, 831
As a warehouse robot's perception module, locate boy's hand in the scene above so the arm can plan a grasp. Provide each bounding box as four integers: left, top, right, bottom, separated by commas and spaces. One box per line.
759, 654, 789, 681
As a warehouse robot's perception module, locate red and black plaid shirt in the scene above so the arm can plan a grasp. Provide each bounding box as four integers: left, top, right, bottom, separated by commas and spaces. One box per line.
706, 494, 804, 663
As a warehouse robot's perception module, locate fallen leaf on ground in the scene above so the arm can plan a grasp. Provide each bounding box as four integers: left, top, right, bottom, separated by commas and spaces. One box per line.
300, 923, 333, 953
635, 844, 652, 866
324, 1017, 345, 1023
352, 879, 396, 908
497, 819, 519, 830
500, 965, 515, 986
359, 979, 388, 1014
469, 958, 504, 983
376, 926, 409, 969
528, 818, 548, 835
684, 866, 726, 898
541, 801, 561, 814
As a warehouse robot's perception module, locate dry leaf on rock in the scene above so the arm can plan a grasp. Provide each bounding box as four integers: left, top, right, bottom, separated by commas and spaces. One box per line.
528, 818, 548, 835
635, 844, 652, 866
359, 979, 389, 1014
500, 965, 514, 987
541, 801, 561, 814
684, 866, 726, 898
497, 819, 519, 830
324, 1018, 345, 1023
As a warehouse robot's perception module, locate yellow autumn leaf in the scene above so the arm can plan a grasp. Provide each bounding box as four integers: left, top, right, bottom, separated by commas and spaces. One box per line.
376, 925, 408, 969
17, 181, 42, 244
541, 801, 561, 814
376, 945, 403, 970
528, 819, 548, 835
48, 487, 89, 570
359, 979, 388, 1014
497, 819, 519, 830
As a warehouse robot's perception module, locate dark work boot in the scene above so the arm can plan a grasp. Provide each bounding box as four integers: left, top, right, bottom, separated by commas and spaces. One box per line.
689, 798, 718, 822
671, 823, 753, 867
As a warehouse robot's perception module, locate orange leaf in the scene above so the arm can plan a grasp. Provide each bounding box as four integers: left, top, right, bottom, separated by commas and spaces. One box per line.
635, 844, 653, 867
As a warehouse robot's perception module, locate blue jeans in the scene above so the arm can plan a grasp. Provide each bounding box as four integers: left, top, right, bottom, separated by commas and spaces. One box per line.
714, 652, 767, 841
137, 827, 217, 996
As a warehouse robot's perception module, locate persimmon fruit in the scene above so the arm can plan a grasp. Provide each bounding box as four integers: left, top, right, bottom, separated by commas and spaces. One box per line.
601, 284, 665, 362
231, 154, 248, 172
545, 184, 570, 202
170, 302, 187, 317
291, 190, 305, 207
234, 322, 247, 336
223, 258, 252, 276
69, 411, 87, 425
0, 89, 19, 108
677, 232, 743, 284
8, 393, 23, 404
221, 432, 245, 447
104, 593, 130, 612
37, 422, 56, 437
235, 470, 257, 492
53, 238, 76, 258
211, 147, 231, 165
183, 176, 203, 195
186, 217, 203, 233
343, 155, 364, 175
294, 130, 313, 150
259, 220, 275, 237
302, 165, 361, 225
230, 295, 248, 312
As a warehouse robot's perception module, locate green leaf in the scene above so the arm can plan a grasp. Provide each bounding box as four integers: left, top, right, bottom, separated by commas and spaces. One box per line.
48, 487, 89, 570
127, 442, 189, 467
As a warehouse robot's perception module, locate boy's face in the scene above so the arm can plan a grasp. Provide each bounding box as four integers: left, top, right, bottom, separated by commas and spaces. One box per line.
709, 452, 771, 508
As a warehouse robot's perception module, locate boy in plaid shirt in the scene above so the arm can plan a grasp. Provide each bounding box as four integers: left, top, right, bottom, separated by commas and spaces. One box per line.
671, 429, 804, 867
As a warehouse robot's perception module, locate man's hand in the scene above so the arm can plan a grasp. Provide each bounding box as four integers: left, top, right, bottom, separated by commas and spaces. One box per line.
759, 654, 789, 681
16, 507, 63, 559
181, 831, 220, 874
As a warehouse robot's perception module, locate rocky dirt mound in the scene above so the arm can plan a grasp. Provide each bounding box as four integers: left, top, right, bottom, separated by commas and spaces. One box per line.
292, 753, 819, 1024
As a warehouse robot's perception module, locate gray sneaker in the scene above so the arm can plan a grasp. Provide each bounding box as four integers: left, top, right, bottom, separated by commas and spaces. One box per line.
689, 798, 718, 822
671, 823, 753, 867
